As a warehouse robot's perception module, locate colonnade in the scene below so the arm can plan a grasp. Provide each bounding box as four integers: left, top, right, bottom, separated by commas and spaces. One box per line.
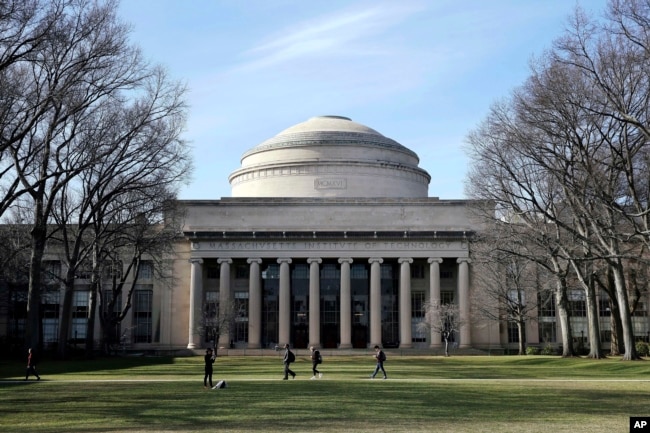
187, 256, 471, 350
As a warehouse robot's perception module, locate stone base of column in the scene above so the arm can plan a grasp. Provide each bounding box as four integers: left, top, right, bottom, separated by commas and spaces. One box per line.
187, 343, 197, 349
247, 343, 261, 349
429, 343, 442, 349
399, 343, 413, 349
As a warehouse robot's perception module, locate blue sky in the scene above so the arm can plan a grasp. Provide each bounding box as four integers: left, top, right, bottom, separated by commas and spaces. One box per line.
117, 0, 609, 200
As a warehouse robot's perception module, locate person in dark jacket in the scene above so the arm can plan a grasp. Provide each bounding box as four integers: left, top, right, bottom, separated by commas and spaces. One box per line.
283, 343, 296, 380
204, 348, 216, 388
310, 346, 322, 379
370, 345, 387, 380
25, 348, 41, 381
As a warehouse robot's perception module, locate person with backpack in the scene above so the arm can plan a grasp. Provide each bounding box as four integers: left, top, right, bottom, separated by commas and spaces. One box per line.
309, 346, 323, 380
25, 348, 41, 381
370, 345, 387, 380
282, 343, 296, 380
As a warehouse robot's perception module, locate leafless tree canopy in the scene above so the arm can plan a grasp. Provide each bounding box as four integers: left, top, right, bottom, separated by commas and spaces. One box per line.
0, 0, 191, 353
465, 0, 650, 360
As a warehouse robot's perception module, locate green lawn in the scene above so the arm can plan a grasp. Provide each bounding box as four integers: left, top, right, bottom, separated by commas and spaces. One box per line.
1, 354, 648, 433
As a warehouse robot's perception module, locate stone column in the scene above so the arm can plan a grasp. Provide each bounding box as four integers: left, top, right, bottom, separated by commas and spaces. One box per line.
187, 258, 203, 349
369, 257, 383, 347
338, 258, 353, 349
218, 258, 232, 348
457, 258, 472, 348
278, 258, 292, 347
428, 258, 443, 349
307, 258, 322, 348
398, 258, 413, 349
247, 258, 262, 349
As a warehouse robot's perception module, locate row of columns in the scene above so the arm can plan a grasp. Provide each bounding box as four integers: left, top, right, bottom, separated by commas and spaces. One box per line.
187, 257, 472, 350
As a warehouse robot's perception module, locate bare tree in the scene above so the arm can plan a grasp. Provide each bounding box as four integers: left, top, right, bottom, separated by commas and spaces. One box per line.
472, 231, 544, 355
3, 0, 153, 350
418, 302, 465, 356
0, 0, 63, 216
48, 63, 189, 358
0, 0, 191, 352
466, 1, 650, 360
197, 299, 242, 356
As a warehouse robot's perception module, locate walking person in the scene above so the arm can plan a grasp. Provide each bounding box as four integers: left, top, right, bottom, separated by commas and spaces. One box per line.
310, 346, 323, 380
25, 348, 41, 381
370, 345, 387, 380
282, 343, 296, 380
203, 348, 216, 388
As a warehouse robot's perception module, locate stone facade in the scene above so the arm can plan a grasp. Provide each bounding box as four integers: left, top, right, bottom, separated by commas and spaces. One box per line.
168, 116, 497, 352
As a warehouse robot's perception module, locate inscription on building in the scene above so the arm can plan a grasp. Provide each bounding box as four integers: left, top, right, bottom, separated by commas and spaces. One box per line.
192, 240, 468, 253
315, 178, 347, 190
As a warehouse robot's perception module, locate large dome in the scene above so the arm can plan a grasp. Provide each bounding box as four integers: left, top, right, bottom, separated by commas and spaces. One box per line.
228, 115, 431, 198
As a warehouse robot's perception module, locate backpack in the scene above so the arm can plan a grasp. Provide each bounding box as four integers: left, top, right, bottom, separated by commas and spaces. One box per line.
379, 351, 386, 362
315, 350, 322, 364
287, 350, 295, 363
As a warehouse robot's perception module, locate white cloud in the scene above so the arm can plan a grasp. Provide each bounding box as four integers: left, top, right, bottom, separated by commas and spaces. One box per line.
235, 2, 426, 72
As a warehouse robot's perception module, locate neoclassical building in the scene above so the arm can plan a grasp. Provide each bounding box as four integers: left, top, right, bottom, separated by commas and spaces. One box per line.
166, 115, 498, 352
5, 115, 648, 354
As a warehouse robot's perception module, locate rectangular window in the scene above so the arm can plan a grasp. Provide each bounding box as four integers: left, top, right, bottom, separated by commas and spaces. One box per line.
441, 291, 455, 305
43, 319, 58, 343
133, 290, 152, 343
322, 298, 339, 325
206, 264, 220, 279
507, 290, 525, 305
72, 291, 89, 340
538, 291, 555, 317
351, 264, 368, 279
43, 260, 61, 284
9, 290, 28, 339
235, 265, 249, 279
42, 291, 61, 318
292, 264, 309, 279
569, 290, 586, 317
76, 262, 92, 280
632, 301, 647, 317
42, 289, 61, 344
411, 264, 425, 279
599, 292, 611, 316
507, 321, 519, 343
440, 271, 453, 279
103, 261, 123, 280
412, 291, 426, 342
538, 319, 557, 343
137, 260, 153, 280
203, 291, 219, 344
234, 291, 249, 344
321, 263, 339, 279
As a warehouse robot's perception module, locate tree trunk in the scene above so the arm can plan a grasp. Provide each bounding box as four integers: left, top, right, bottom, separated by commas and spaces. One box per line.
57, 267, 77, 359
556, 278, 575, 357
585, 275, 603, 359
611, 260, 638, 360
517, 319, 526, 355
26, 214, 47, 351
85, 244, 100, 359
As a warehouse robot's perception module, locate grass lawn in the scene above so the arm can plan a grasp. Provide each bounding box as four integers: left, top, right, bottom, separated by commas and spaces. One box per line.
1, 354, 649, 433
